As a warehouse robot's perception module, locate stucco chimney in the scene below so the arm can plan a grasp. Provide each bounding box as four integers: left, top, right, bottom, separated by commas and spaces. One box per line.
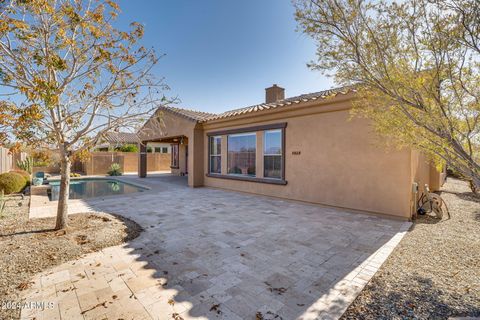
265, 84, 285, 104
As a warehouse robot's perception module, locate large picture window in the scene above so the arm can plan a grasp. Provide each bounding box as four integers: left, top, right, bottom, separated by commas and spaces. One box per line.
228, 133, 256, 176
264, 129, 282, 179
209, 136, 222, 174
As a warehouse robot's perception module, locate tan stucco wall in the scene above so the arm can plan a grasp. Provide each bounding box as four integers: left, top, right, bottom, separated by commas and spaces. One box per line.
140, 95, 445, 219
202, 98, 413, 218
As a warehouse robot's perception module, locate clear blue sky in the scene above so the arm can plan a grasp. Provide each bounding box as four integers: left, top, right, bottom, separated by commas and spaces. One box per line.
116, 0, 334, 114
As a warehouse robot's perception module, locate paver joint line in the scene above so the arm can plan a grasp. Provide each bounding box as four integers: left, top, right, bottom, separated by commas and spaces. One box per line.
21, 175, 409, 320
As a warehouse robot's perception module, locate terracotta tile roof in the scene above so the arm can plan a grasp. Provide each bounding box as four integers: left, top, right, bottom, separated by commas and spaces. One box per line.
158, 106, 216, 121
103, 131, 139, 144
157, 86, 355, 123
206, 86, 355, 122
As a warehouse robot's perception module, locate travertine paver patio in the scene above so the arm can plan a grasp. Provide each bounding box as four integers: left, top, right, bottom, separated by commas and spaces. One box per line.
22, 174, 410, 320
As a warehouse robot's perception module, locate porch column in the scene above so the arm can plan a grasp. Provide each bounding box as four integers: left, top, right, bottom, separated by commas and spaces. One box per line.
138, 143, 147, 178
188, 128, 204, 187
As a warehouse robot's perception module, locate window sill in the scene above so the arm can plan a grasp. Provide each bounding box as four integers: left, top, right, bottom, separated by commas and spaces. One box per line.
206, 173, 287, 185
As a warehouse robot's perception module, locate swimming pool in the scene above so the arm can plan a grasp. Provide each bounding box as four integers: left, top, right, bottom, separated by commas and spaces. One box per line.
48, 178, 147, 201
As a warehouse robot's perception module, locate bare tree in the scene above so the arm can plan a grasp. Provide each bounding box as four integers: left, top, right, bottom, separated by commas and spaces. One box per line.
0, 0, 169, 228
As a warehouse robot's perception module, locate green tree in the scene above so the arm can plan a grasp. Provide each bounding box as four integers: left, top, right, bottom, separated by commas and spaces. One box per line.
0, 0, 168, 228
295, 0, 480, 192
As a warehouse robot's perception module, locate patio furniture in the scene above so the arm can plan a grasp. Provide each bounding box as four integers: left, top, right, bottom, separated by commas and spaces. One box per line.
32, 177, 44, 186
34, 172, 46, 179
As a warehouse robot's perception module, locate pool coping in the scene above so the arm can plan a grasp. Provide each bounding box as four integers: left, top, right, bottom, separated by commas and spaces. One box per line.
29, 176, 151, 219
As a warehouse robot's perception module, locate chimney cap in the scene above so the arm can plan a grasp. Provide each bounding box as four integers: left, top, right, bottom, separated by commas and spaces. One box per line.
266, 83, 284, 89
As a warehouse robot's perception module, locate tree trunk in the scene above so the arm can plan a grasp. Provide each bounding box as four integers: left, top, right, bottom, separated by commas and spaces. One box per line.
55, 149, 71, 230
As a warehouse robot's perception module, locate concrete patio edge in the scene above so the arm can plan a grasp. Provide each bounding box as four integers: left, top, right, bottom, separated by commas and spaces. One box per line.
299, 221, 413, 319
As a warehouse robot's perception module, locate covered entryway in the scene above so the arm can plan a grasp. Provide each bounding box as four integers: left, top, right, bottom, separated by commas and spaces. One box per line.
139, 135, 189, 178
137, 106, 209, 187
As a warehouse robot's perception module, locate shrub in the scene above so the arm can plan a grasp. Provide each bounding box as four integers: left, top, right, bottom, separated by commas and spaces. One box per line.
0, 172, 27, 194
70, 172, 81, 177
33, 161, 50, 167
107, 163, 122, 176
10, 170, 31, 185
115, 144, 138, 153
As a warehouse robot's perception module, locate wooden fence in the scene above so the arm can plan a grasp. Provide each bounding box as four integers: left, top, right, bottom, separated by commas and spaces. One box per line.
0, 147, 27, 174
78, 152, 170, 175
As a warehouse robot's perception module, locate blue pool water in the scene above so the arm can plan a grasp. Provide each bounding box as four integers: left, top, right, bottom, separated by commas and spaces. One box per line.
48, 178, 147, 201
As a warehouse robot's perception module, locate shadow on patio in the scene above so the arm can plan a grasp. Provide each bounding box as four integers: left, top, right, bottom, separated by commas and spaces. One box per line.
22, 176, 409, 319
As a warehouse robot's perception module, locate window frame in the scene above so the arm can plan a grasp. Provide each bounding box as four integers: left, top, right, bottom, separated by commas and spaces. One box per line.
206, 123, 287, 185
227, 132, 257, 177
263, 129, 283, 180
208, 135, 222, 174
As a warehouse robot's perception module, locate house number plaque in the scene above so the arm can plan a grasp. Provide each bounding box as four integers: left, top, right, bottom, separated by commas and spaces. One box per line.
292, 151, 301, 155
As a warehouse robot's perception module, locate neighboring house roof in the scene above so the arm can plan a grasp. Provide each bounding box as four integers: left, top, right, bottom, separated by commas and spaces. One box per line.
157, 86, 356, 124
102, 132, 139, 144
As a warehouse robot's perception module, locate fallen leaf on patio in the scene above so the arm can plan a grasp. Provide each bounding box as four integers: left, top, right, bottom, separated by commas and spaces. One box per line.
112, 295, 118, 299
209, 304, 221, 314
168, 298, 175, 306
297, 303, 305, 307
172, 313, 184, 320
256, 312, 264, 320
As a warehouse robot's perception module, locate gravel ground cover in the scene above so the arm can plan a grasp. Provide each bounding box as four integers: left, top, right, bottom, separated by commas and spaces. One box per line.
0, 196, 142, 320
342, 178, 480, 319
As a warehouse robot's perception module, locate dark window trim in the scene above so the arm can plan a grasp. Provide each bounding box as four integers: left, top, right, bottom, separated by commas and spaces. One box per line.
206, 173, 287, 185
207, 122, 287, 136
206, 122, 287, 184
208, 135, 222, 174
263, 128, 285, 180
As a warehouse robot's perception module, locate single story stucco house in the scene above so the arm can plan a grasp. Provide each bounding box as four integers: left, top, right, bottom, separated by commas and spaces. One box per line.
138, 85, 445, 220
